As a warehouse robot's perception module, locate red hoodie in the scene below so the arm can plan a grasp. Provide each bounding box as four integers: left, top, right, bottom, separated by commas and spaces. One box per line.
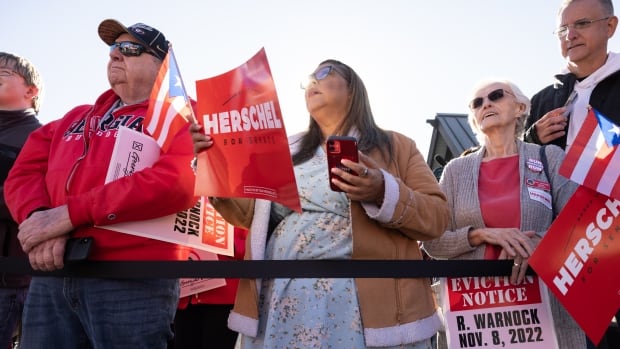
5, 89, 196, 261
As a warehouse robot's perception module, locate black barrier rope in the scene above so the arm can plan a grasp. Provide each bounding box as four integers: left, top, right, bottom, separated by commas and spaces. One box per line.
0, 257, 534, 279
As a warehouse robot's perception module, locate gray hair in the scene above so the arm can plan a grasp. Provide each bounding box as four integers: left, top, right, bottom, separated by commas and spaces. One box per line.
0, 52, 43, 114
467, 80, 531, 145
559, 0, 614, 16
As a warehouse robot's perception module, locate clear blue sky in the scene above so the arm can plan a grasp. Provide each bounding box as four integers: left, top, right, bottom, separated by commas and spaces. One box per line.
4, 0, 620, 158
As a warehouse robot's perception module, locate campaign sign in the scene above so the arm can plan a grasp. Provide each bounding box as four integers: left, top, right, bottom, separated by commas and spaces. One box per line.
194, 48, 301, 212
99, 127, 235, 256
179, 248, 226, 298
529, 185, 620, 344
441, 276, 558, 348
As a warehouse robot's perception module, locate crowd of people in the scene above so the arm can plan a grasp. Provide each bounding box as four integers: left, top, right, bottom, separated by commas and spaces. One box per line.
0, 0, 618, 348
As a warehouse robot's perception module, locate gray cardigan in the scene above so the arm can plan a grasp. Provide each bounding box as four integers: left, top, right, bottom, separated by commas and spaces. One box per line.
423, 139, 585, 348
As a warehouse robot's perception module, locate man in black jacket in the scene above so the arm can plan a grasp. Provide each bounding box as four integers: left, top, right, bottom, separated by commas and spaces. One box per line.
523, 1, 620, 348
0, 52, 42, 348
524, 0, 620, 150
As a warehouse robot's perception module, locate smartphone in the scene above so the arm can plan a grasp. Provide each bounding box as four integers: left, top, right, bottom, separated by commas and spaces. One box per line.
326, 136, 359, 192
562, 90, 578, 118
64, 236, 94, 262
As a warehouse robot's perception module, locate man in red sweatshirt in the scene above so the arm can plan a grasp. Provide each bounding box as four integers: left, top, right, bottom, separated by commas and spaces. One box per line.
4, 19, 196, 348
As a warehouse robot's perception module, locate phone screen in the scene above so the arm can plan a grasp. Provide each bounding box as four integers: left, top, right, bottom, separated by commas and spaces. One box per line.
326, 136, 359, 192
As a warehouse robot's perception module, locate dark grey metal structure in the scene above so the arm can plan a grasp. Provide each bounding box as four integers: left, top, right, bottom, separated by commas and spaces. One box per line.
426, 113, 478, 180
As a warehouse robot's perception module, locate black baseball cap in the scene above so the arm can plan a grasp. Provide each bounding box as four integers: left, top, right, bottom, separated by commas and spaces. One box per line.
98, 19, 169, 60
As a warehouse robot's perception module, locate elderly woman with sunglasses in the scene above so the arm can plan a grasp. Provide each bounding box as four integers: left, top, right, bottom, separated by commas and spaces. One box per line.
190, 59, 450, 348
422, 80, 584, 349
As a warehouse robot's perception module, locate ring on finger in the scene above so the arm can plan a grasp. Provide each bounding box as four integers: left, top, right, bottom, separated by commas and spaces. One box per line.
360, 167, 369, 177
513, 262, 520, 267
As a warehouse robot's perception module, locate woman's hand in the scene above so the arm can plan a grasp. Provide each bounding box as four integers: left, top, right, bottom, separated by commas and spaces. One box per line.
469, 228, 535, 259
332, 152, 385, 204
189, 123, 214, 155
471, 229, 537, 285
508, 254, 530, 286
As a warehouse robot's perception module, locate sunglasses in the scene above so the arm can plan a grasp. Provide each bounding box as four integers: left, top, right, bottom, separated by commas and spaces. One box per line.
469, 88, 515, 110
312, 65, 335, 81
110, 41, 156, 58
300, 65, 339, 89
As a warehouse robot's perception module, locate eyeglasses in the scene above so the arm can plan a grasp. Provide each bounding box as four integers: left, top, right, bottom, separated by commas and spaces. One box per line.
0, 69, 16, 77
300, 65, 335, 89
554, 17, 610, 38
469, 89, 515, 110
312, 66, 334, 81
110, 41, 156, 58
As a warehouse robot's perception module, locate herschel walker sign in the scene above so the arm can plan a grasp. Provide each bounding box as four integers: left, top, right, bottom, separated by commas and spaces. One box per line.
530, 186, 620, 344
194, 48, 301, 213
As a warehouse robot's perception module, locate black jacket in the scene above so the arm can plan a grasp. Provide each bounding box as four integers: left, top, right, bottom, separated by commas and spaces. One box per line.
524, 69, 620, 149
0, 109, 41, 287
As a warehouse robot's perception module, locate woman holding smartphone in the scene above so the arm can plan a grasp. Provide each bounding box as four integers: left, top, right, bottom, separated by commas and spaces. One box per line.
190, 59, 449, 348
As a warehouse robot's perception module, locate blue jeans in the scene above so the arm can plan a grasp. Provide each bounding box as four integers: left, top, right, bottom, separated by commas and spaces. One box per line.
20, 277, 179, 349
0, 287, 27, 348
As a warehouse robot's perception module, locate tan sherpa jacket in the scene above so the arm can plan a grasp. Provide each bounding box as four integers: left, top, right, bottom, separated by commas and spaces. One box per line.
211, 131, 450, 347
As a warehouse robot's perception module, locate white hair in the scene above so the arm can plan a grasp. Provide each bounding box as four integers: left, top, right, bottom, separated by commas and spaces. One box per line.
466, 79, 531, 145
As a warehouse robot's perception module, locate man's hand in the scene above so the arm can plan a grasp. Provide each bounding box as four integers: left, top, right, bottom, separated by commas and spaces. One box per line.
18, 205, 74, 253
533, 107, 569, 144
27, 235, 69, 271
189, 123, 214, 156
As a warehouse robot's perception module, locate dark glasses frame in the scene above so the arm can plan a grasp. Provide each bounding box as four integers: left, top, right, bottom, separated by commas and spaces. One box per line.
469, 88, 515, 110
110, 41, 157, 58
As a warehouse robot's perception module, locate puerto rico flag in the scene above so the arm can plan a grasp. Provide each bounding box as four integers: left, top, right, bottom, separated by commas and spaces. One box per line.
560, 107, 620, 200
145, 47, 193, 152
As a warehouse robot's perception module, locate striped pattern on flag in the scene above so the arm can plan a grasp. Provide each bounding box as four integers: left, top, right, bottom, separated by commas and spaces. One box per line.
559, 108, 620, 200
145, 49, 191, 152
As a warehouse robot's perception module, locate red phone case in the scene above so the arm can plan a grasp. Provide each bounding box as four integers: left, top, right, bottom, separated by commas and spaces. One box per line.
326, 136, 359, 192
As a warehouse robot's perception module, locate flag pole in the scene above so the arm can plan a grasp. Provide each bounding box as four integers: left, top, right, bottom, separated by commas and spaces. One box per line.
168, 45, 197, 124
